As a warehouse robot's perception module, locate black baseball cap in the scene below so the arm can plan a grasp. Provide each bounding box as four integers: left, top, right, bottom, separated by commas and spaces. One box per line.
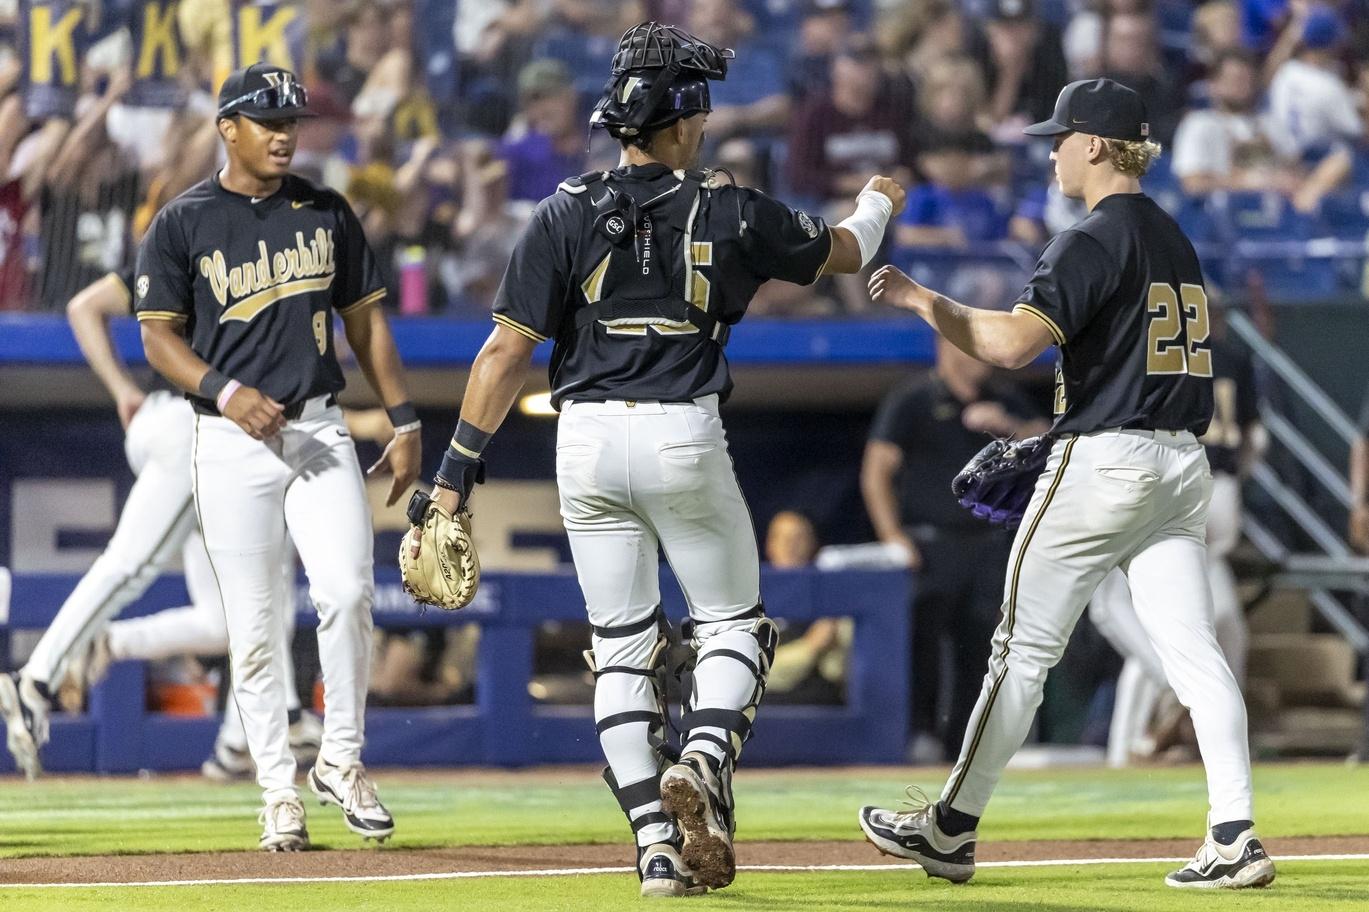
1024, 78, 1150, 142
217, 63, 314, 121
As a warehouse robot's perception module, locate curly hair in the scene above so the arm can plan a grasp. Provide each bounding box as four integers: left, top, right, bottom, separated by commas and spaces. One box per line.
1101, 139, 1164, 178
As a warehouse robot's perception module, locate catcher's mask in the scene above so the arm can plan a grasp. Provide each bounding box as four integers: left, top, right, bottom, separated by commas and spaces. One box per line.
590, 22, 733, 140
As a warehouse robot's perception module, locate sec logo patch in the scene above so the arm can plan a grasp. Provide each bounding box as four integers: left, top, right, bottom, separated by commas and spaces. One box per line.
798, 211, 819, 239
136, 275, 150, 299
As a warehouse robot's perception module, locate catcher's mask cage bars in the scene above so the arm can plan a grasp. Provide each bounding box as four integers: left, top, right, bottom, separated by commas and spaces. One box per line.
591, 22, 734, 139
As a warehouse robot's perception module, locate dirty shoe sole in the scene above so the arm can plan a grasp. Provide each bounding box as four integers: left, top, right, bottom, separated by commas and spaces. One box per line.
660, 766, 734, 889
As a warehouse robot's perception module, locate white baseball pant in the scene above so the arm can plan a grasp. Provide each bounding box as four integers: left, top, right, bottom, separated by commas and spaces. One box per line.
1091, 471, 1248, 766
192, 396, 374, 803
942, 429, 1254, 825
558, 396, 771, 849
23, 392, 301, 749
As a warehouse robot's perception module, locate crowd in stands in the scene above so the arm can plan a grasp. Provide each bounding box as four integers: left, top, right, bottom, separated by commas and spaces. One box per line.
2, 0, 1369, 316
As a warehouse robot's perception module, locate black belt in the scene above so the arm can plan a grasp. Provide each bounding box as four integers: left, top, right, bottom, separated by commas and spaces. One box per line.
284, 394, 337, 419
569, 397, 695, 404
192, 393, 336, 419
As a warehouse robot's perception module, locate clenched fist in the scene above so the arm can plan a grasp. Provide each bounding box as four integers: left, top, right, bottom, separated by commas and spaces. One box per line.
861, 175, 907, 218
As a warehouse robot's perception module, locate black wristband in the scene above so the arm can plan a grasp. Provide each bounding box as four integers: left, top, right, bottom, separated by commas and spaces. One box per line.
386, 401, 419, 428
199, 369, 230, 401
452, 419, 493, 458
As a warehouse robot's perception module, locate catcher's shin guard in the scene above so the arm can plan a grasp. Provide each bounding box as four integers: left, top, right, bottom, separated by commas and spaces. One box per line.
586, 606, 679, 847
679, 604, 779, 797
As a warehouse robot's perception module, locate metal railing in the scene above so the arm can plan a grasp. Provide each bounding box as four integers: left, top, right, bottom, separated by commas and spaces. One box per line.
1226, 309, 1369, 757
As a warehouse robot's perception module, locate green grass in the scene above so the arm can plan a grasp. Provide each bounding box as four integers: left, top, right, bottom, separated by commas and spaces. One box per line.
0, 763, 1365, 910
2, 862, 1365, 912
1, 762, 1366, 857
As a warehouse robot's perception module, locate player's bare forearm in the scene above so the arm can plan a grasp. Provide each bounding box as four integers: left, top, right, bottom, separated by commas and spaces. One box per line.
343, 305, 413, 412
68, 274, 139, 402
140, 319, 214, 395
428, 326, 535, 514
869, 265, 1052, 369
458, 325, 537, 435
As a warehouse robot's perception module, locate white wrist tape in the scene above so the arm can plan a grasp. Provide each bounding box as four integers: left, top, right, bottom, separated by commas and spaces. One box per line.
837, 189, 895, 268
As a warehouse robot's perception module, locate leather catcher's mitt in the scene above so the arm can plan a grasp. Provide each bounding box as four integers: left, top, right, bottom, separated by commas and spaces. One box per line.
951, 436, 1052, 531
399, 491, 480, 610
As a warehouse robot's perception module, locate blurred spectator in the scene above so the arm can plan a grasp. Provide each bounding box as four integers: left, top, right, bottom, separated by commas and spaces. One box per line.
498, 59, 588, 205
899, 56, 1011, 249
36, 68, 140, 311
1267, 6, 1362, 209
1191, 1, 1246, 74
1099, 10, 1186, 145
443, 147, 523, 314
789, 0, 858, 105
763, 511, 851, 705
1268, 7, 1363, 158
688, 0, 790, 144
862, 337, 1049, 761
785, 39, 916, 204
884, 0, 980, 80
533, 0, 644, 100
1063, 0, 1150, 80
454, 0, 541, 134
973, 0, 1070, 130
315, 2, 392, 106
1172, 50, 1304, 195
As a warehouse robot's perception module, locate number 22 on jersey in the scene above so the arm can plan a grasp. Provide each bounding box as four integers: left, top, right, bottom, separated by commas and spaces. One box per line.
1145, 282, 1212, 377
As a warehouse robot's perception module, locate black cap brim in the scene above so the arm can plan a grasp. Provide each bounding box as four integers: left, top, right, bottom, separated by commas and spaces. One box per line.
1023, 118, 1071, 136
233, 107, 316, 121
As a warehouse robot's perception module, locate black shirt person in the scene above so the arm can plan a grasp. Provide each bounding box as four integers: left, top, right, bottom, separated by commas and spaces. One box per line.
864, 337, 1047, 761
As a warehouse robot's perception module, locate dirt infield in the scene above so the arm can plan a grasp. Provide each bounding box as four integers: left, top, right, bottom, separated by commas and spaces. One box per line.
4, 835, 1366, 886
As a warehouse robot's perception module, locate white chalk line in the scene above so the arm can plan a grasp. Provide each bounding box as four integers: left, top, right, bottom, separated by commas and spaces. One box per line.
0, 853, 1366, 890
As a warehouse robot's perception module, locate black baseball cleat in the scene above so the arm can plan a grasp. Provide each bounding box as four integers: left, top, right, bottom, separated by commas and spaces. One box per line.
858, 789, 977, 883
1166, 829, 1276, 889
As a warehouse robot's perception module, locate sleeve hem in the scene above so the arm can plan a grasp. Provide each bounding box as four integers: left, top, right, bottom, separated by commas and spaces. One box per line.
805, 227, 836, 286
493, 313, 549, 343
339, 288, 386, 316
1013, 303, 1066, 347
135, 311, 188, 323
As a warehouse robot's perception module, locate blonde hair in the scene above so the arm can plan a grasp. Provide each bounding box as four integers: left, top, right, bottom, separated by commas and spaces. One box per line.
1102, 139, 1163, 177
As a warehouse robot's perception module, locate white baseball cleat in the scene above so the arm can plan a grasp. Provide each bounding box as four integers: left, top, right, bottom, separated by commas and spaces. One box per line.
659, 752, 735, 889
1166, 828, 1276, 889
0, 673, 51, 780
638, 841, 708, 898
259, 796, 309, 852
308, 758, 395, 842
858, 787, 977, 883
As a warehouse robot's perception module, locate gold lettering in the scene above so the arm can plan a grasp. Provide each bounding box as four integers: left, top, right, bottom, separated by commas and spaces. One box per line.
135, 2, 180, 79
198, 229, 338, 324
30, 6, 84, 86
200, 251, 230, 307
238, 6, 298, 70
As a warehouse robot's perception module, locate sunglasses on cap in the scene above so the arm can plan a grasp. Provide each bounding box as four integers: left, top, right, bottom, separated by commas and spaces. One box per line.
218, 80, 310, 120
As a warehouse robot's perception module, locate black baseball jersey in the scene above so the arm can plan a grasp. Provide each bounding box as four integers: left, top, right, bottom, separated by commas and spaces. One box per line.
133, 172, 385, 413
492, 163, 832, 407
1012, 192, 1214, 436
870, 373, 1043, 531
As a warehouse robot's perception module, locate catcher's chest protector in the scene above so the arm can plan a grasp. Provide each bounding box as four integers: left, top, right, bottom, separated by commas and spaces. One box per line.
562, 170, 731, 345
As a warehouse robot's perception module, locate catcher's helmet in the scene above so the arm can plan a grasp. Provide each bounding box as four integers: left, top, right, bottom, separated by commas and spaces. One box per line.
590, 22, 733, 139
